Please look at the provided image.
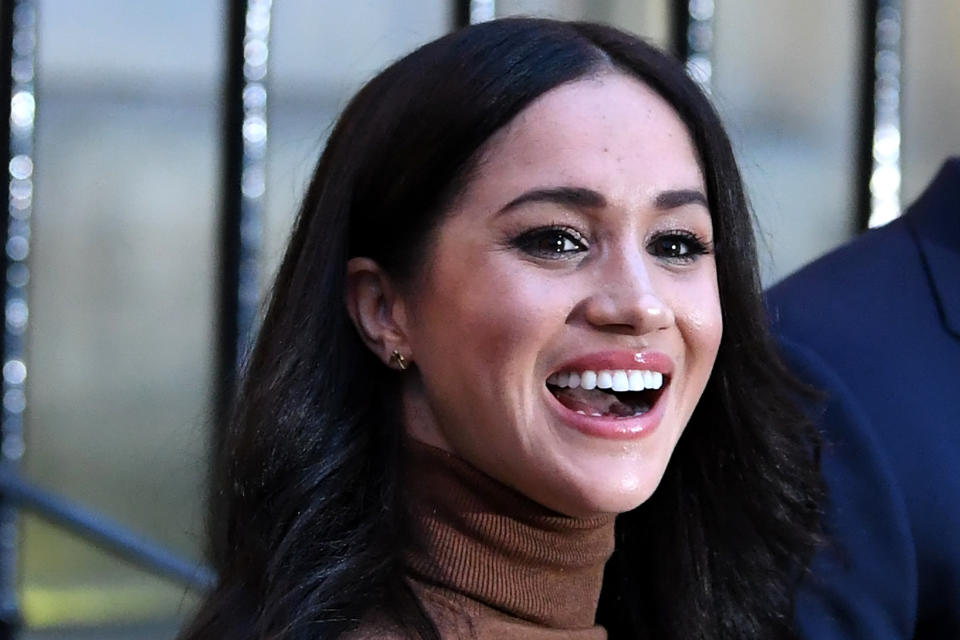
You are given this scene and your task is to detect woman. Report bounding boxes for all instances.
[180,18,821,640]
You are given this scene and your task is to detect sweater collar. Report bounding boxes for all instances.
[402,439,615,631]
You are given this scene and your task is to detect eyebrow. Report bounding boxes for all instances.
[498,187,607,215]
[653,189,709,210]
[497,186,709,215]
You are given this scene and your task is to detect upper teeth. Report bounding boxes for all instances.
[547,369,663,392]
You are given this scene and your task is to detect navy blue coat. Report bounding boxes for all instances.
[768,158,960,639]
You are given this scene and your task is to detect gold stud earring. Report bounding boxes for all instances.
[390,349,409,371]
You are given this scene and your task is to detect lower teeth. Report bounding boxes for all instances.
[575,409,648,418]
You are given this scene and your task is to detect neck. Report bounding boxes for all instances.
[403,438,616,630]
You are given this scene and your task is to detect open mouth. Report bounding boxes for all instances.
[546,369,667,419]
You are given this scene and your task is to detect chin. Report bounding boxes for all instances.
[548,464,669,518]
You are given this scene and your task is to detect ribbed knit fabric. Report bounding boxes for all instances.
[400,439,615,639]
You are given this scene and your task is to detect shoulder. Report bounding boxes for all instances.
[778,338,918,639]
[767,218,916,335]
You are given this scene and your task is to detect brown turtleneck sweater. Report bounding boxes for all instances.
[347,440,615,639]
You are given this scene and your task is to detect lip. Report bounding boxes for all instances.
[544,350,673,441]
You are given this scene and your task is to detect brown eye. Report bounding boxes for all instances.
[648,231,709,263]
[655,237,689,257]
[512,227,588,260]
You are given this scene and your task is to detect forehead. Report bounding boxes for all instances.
[463,72,705,209]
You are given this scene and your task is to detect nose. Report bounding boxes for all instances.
[577,253,675,336]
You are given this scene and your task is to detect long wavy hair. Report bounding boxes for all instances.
[179,18,822,640]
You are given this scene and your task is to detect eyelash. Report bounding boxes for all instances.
[509,225,712,264]
[509,225,588,260]
[648,229,712,263]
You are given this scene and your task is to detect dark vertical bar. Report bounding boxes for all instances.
[857,0,902,231]
[214,0,246,437]
[236,1,271,361]
[0,2,13,632]
[855,0,878,231]
[670,0,691,60]
[453,0,494,28]
[453,0,470,29]
[215,0,271,433]
[0,0,35,635]
[670,0,714,91]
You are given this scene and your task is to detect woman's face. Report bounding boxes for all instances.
[399,72,722,517]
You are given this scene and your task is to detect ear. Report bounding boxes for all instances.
[345,257,411,367]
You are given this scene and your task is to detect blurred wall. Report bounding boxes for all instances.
[901,1,960,204]
[24,0,221,633]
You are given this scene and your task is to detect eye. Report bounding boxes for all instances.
[511,226,588,260]
[648,230,710,263]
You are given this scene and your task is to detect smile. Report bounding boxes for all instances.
[546,368,667,419]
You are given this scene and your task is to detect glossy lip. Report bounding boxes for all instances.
[548,350,674,376]
[543,350,673,441]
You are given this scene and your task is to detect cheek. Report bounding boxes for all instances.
[405,253,568,458]
[411,254,562,377]
[674,275,723,368]
[684,300,723,352]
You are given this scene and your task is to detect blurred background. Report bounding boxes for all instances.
[0,0,956,638]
